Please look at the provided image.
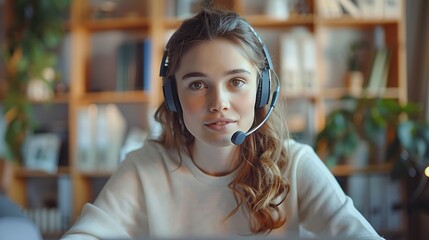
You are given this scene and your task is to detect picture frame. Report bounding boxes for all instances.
[24,133,61,173]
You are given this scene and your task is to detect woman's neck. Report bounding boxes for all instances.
[189,141,241,176]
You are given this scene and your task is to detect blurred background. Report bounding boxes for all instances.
[0,0,428,239]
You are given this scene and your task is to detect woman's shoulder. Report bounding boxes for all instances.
[126,139,165,159]
[122,139,180,169]
[282,138,326,174]
[283,139,317,158]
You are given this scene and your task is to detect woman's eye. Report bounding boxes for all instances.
[231,78,245,88]
[189,81,205,90]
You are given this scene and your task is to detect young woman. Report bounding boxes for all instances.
[62,8,384,240]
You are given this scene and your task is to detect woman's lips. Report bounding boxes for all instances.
[204,119,236,131]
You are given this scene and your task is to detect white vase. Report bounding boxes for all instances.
[265,0,290,19]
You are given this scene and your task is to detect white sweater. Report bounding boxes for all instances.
[62,140,384,239]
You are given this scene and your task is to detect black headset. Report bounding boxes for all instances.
[159,21,274,113]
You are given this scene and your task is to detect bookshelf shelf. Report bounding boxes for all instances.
[320,88,401,99]
[316,17,400,27]
[85,17,150,31]
[164,15,316,29]
[29,94,71,104]
[14,166,70,178]
[330,163,394,177]
[163,19,183,29]
[79,91,150,104]
[245,15,315,28]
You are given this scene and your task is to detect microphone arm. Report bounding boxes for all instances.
[247,90,278,136]
[231,71,280,145]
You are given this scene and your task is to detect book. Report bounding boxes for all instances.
[76,104,127,172]
[337,0,361,18]
[280,32,302,94]
[96,104,126,172]
[325,0,343,18]
[356,0,384,18]
[318,0,341,18]
[300,31,317,92]
[58,175,72,230]
[116,42,128,91]
[366,48,390,95]
[384,0,401,19]
[280,28,316,95]
[116,41,137,91]
[76,105,98,172]
[116,38,152,91]
[142,38,152,91]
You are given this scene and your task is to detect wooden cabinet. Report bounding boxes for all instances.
[3,0,407,237]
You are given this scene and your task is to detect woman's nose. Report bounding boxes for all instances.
[208,87,230,112]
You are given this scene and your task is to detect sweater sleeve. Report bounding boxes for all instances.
[294,144,385,239]
[61,154,149,240]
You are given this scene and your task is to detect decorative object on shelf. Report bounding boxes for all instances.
[90,0,118,19]
[315,96,420,168]
[290,0,311,15]
[23,133,61,174]
[279,27,316,95]
[26,67,56,101]
[345,41,367,96]
[265,0,290,19]
[1,0,69,164]
[176,0,203,19]
[76,104,126,173]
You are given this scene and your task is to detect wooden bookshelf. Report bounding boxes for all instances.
[2,0,408,237]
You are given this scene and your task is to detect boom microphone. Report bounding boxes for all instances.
[231,72,280,145]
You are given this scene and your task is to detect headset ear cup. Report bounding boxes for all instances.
[255,69,271,109]
[162,77,181,112]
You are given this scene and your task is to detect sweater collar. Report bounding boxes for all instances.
[181,150,241,186]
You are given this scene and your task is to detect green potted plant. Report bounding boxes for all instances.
[315,96,420,168]
[314,102,359,168]
[1,0,69,165]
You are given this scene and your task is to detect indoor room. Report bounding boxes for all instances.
[0,0,428,239]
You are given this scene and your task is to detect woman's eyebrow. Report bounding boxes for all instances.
[181,69,252,81]
[224,69,252,76]
[181,72,206,80]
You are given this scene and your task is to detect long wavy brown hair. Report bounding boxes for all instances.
[154,7,290,234]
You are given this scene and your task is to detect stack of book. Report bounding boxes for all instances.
[318,0,402,19]
[116,38,151,92]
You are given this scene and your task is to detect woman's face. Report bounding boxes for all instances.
[175,39,258,147]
